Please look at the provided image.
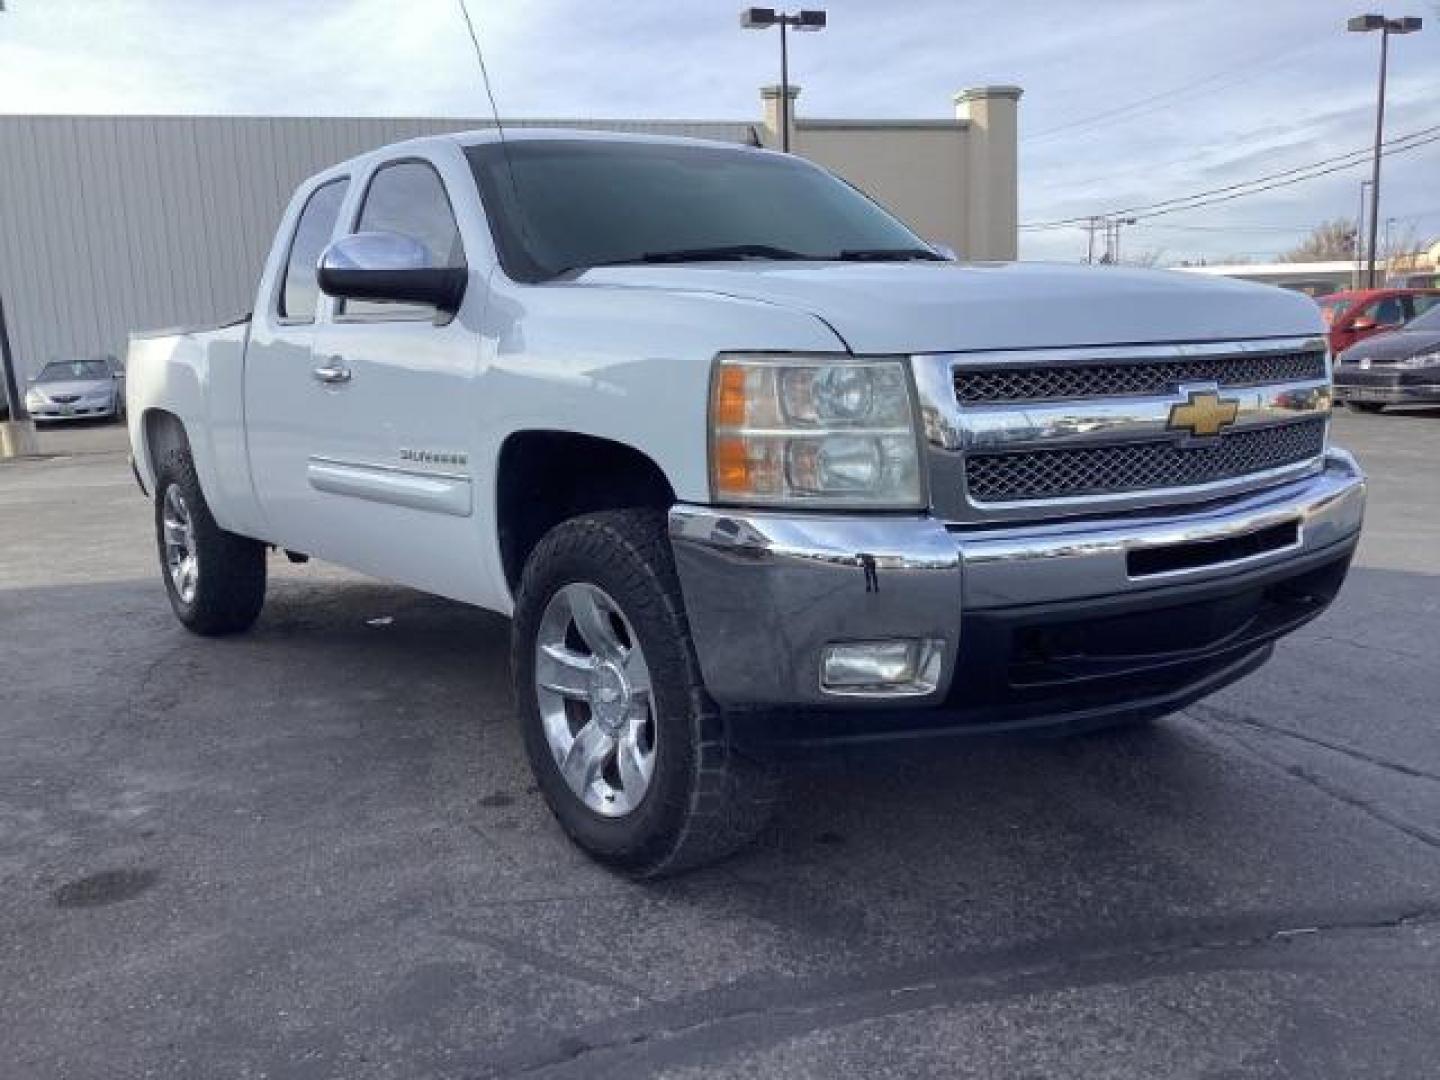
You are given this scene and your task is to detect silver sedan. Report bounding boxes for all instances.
[25,357,126,422]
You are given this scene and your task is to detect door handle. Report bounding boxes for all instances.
[312,361,352,385]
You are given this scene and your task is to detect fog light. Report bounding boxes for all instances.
[820,639,944,696]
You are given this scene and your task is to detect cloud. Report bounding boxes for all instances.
[1,0,1436,262]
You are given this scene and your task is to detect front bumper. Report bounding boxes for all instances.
[669,448,1365,733]
[1335,364,1440,404]
[29,401,121,421]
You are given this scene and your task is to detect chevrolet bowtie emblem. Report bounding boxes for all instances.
[1168,389,1240,440]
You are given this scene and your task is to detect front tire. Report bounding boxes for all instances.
[154,448,266,635]
[512,510,777,877]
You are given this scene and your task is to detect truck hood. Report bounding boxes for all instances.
[573,261,1324,354]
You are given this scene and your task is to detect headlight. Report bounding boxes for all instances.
[709,354,924,508]
[25,390,44,408]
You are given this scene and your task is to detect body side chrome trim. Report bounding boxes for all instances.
[307,456,473,516]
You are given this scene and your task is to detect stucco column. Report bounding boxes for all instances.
[954,85,1022,260]
[760,84,800,151]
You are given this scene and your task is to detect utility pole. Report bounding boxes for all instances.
[1349,13,1423,287]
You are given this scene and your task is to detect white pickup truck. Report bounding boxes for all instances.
[128,130,1365,875]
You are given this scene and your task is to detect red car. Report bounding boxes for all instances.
[1317,288,1440,355]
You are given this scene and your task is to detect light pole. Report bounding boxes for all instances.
[740,7,826,153]
[1349,13,1422,288]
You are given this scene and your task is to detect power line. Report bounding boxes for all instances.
[1023,40,1327,145]
[1021,124,1440,229]
[1132,133,1440,222]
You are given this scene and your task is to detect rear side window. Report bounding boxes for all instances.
[345,161,465,318]
[279,178,348,322]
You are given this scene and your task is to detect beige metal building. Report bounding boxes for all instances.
[0,84,1020,380]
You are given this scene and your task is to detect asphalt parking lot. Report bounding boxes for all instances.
[3,410,1439,1079]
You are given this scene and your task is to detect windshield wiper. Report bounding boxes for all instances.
[836,247,947,262]
[633,244,812,264]
[550,245,812,277]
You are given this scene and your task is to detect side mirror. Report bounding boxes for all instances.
[317,232,467,315]
[1349,316,1377,332]
[930,242,959,261]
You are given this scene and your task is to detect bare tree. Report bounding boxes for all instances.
[1123,248,1167,268]
[1380,221,1435,269]
[1282,219,1358,263]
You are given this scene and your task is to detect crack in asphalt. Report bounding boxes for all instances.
[438,923,646,998]
[1191,707,1440,853]
[473,905,1440,1078]
[1190,702,1440,786]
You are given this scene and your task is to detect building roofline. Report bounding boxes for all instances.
[798,118,967,131]
[0,112,758,126]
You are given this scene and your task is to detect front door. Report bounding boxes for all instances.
[303,158,486,601]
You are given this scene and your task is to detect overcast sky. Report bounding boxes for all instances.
[2,0,1438,264]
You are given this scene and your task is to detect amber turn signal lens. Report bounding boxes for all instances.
[714,365,749,428]
[712,436,751,495]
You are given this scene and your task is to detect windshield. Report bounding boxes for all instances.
[466,139,932,282]
[36,359,110,382]
[1408,301,1440,332]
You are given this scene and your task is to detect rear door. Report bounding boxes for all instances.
[303,155,486,600]
[243,173,352,553]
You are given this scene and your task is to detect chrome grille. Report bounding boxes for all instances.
[953,349,1326,404]
[966,418,1327,503]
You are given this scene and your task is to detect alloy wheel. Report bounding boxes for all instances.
[534,582,657,817]
[162,485,199,604]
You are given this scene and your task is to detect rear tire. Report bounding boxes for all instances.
[1346,401,1385,414]
[511,509,777,877]
[154,448,266,636]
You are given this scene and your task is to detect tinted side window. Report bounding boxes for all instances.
[347,161,464,317]
[279,179,348,322]
[1371,297,1405,326]
[1411,295,1440,319]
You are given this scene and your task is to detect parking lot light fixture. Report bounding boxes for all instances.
[1349,12,1424,287]
[740,8,827,152]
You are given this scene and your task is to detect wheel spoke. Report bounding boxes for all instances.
[560,721,612,794]
[616,731,651,794]
[535,643,594,698]
[569,587,621,661]
[623,645,652,698]
[162,518,188,547]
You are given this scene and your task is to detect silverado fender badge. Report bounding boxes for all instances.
[399,448,469,468]
[1167,388,1240,441]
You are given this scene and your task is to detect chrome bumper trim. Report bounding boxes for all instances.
[1335,382,1440,402]
[668,447,1364,708]
[958,447,1364,608]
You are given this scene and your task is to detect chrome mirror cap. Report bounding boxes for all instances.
[316,231,466,313]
